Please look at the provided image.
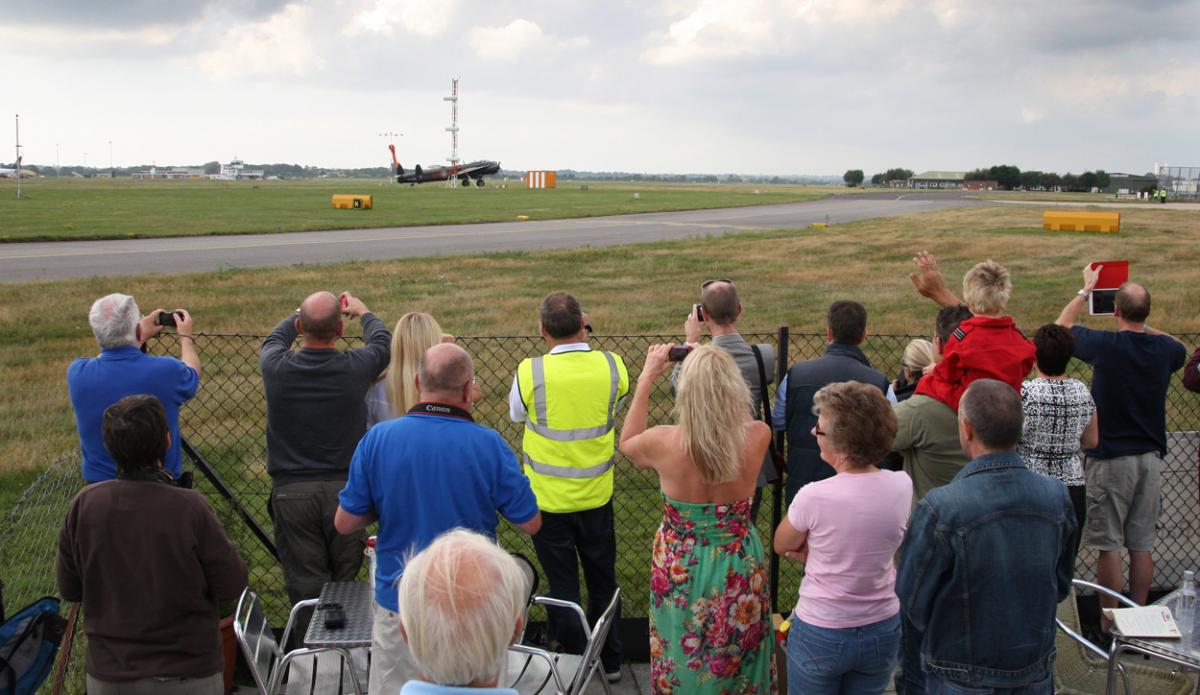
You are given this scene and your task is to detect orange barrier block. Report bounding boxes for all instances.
[332,194,373,210]
[1043,210,1119,233]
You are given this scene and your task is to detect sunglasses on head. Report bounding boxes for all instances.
[701,278,734,289]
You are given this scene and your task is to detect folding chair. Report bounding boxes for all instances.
[1054,579,1192,695]
[233,588,364,695]
[506,588,620,695]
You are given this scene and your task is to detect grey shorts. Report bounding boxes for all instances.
[1083,453,1163,552]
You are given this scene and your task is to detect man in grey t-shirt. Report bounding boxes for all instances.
[260,290,391,610]
[670,279,776,515]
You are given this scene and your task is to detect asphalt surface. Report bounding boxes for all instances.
[0,191,982,284]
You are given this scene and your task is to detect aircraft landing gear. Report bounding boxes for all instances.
[475,178,485,188]
[459,176,471,188]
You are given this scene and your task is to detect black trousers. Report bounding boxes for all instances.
[531,501,622,672]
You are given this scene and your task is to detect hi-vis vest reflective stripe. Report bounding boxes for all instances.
[518,350,627,513]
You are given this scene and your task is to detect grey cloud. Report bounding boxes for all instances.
[0,0,292,28]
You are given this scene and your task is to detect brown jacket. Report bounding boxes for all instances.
[56,479,248,682]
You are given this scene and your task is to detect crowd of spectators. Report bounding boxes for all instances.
[55,252,1197,694]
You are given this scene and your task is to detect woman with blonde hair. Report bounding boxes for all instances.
[365,312,456,426]
[620,344,773,694]
[889,338,936,403]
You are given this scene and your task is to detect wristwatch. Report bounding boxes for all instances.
[1076,289,1091,299]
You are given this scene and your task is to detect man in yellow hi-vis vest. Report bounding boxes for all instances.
[508,291,629,682]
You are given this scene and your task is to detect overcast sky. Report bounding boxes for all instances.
[2,0,1197,175]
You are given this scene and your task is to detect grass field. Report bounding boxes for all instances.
[0,177,828,241]
[2,199,1198,651]
[2,202,1198,482]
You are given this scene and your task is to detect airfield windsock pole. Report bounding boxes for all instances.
[444,78,460,188]
[15,114,21,200]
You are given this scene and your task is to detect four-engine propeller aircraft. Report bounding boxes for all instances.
[389,144,500,187]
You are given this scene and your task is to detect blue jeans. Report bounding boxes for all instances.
[924,671,1053,694]
[786,613,901,695]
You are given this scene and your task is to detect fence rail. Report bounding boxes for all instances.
[2,330,1198,685]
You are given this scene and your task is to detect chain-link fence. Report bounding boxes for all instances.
[3,330,1198,682]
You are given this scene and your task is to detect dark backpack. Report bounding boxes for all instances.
[0,591,66,695]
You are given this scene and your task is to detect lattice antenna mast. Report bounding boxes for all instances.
[444,78,460,188]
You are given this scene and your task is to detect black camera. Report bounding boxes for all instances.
[156,311,178,328]
[668,345,693,362]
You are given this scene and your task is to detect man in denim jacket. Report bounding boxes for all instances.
[896,379,1077,694]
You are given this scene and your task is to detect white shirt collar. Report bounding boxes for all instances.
[549,342,591,354]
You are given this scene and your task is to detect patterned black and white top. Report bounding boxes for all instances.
[1018,378,1095,486]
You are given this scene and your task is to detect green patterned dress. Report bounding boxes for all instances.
[648,494,774,694]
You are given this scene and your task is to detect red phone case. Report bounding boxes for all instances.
[1090,260,1129,289]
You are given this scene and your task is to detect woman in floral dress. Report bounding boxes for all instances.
[619,344,774,694]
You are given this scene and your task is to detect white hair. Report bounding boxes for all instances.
[398,529,527,687]
[88,293,139,349]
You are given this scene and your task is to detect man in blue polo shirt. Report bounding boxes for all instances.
[1056,265,1187,629]
[335,343,541,695]
[68,293,200,483]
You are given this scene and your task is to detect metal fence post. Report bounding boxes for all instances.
[770,325,789,613]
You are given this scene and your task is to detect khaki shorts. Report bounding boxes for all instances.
[1083,453,1163,552]
[369,601,419,695]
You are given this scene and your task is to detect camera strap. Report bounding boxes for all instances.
[751,345,784,484]
[408,402,474,422]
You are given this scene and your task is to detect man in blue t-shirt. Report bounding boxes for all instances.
[335,343,541,695]
[68,293,200,483]
[1056,265,1186,626]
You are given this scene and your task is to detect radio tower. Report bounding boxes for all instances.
[443,78,460,188]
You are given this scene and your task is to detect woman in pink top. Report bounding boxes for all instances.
[774,382,913,695]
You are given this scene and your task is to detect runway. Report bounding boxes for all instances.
[0,191,982,284]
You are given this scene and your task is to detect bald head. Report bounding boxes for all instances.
[418,343,474,397]
[1115,282,1151,324]
[700,281,740,326]
[398,529,527,686]
[298,292,341,342]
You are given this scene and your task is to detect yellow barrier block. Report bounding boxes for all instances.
[332,194,373,210]
[810,222,828,229]
[515,215,529,221]
[1043,210,1119,233]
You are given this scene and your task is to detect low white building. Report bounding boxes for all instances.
[213,159,265,181]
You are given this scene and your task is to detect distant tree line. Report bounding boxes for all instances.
[843,164,1150,192]
[869,168,914,185]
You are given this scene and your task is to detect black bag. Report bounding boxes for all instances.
[0,594,67,695]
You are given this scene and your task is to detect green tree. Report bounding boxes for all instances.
[883,168,913,182]
[987,165,1022,190]
[843,169,864,187]
[1079,171,1099,190]
[1039,172,1062,190]
[1095,170,1111,189]
[1020,170,1043,190]
[870,173,885,185]
[203,161,220,175]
